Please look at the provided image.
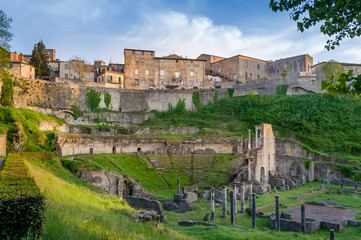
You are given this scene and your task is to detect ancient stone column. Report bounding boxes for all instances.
[327,168,331,189]
[248,129,251,150]
[320,182,324,190]
[330,229,335,240]
[248,160,252,181]
[248,184,253,210]
[177,178,181,194]
[252,193,256,229]
[233,184,237,216]
[275,195,280,232]
[230,190,235,225]
[240,183,245,213]
[222,187,227,218]
[341,183,344,190]
[355,184,358,193]
[211,188,215,220]
[301,204,306,234]
[310,186,313,193]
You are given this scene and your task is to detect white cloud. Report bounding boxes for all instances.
[113,11,330,61]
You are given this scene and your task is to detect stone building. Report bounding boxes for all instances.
[59,60,94,82]
[267,54,313,81]
[124,49,207,89]
[9,52,35,79]
[96,70,124,88]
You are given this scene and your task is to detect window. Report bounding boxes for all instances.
[65,73,69,79]
[181,80,185,85]
[190,70,194,77]
[161,80,164,85]
[244,61,248,67]
[245,72,248,80]
[150,81,155,86]
[132,50,135,54]
[146,69,149,75]
[311,80,315,85]
[136,58,139,61]
[65,64,68,69]
[142,51,144,55]
[135,79,139,85]
[258,75,260,79]
[257,64,260,69]
[218,67,220,73]
[141,58,144,62]
[102,76,103,82]
[357,68,360,74]
[135,69,138,75]
[160,69,165,76]
[108,76,112,82]
[119,77,121,84]
[150,52,153,56]
[234,74,237,80]
[175,72,180,78]
[190,81,194,86]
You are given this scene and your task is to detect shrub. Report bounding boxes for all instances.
[104,92,112,109]
[192,92,201,109]
[71,103,83,120]
[61,159,84,174]
[174,99,186,116]
[304,160,311,170]
[227,88,234,98]
[276,85,288,95]
[85,88,101,111]
[213,91,218,103]
[0,154,45,239]
[0,70,14,107]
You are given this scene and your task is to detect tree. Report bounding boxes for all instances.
[104,92,111,109]
[321,61,344,80]
[70,56,92,81]
[269,0,361,50]
[85,88,101,111]
[0,10,13,51]
[30,40,51,77]
[321,70,361,96]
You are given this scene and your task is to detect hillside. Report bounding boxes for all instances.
[143,94,361,160]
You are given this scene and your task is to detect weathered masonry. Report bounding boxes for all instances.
[124,49,207,90]
[55,133,244,157]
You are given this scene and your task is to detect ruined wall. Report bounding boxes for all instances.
[254,124,275,184]
[55,133,243,157]
[0,134,6,157]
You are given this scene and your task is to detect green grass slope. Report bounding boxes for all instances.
[0,107,65,152]
[143,94,361,159]
[24,157,186,240]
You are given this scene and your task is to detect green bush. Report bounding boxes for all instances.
[104,92,112,109]
[192,92,201,109]
[71,103,83,120]
[85,88,101,111]
[213,91,218,103]
[0,154,45,239]
[61,159,84,174]
[0,70,14,107]
[227,88,234,98]
[276,85,288,95]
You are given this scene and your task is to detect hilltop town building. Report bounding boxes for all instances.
[9,52,35,79]
[96,70,124,88]
[59,60,94,81]
[312,61,361,81]
[124,49,207,89]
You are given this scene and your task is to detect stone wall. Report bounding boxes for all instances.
[0,134,6,157]
[55,133,243,157]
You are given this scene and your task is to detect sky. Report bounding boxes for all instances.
[2,0,361,64]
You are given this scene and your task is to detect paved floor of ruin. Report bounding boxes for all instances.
[286,204,359,222]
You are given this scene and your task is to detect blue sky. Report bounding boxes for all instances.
[2,0,361,64]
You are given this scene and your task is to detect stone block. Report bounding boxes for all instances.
[214,190,224,203]
[182,185,198,193]
[201,190,211,199]
[178,220,217,227]
[183,192,197,203]
[321,221,343,232]
[174,194,183,204]
[125,196,164,215]
[347,220,361,227]
[162,199,179,211]
[178,200,192,213]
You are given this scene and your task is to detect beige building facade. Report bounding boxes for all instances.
[96,70,124,88]
[59,60,94,82]
[124,49,207,89]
